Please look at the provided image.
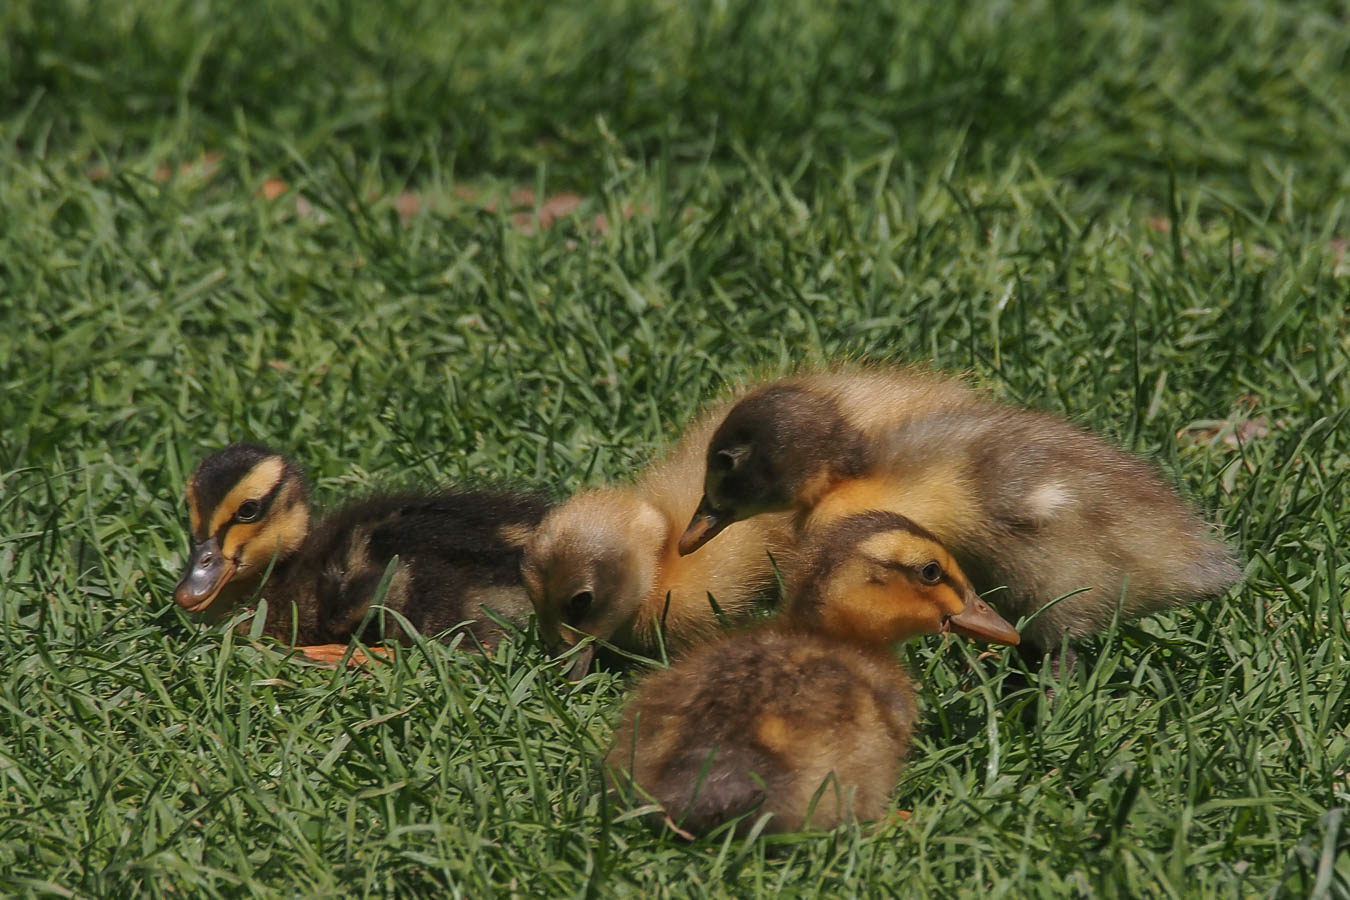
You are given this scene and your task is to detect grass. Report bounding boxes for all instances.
[2,0,1349,895]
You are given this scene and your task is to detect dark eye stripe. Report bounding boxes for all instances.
[868,555,917,575]
[866,554,960,589]
[215,479,286,540]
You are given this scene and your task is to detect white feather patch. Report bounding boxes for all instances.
[1026,482,1073,520]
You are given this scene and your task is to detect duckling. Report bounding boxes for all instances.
[607,510,1019,836]
[521,403,797,677]
[677,369,1241,651]
[173,443,548,658]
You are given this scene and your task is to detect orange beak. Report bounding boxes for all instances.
[677,496,732,556]
[563,642,597,680]
[548,623,599,680]
[946,596,1020,645]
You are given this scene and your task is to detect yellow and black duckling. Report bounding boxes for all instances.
[607,510,1019,836]
[521,403,797,678]
[677,369,1242,651]
[173,443,548,661]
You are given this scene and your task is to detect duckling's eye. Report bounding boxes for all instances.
[919,561,943,584]
[564,590,593,625]
[236,499,263,523]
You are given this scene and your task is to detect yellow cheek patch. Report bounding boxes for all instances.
[208,456,285,535]
[221,520,265,562]
[825,580,944,644]
[223,499,309,570]
[931,581,968,618]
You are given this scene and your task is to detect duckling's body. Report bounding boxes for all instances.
[174,444,547,652]
[608,511,1019,835]
[608,629,918,833]
[680,369,1241,650]
[522,404,796,674]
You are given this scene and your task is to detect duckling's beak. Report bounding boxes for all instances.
[677,497,731,556]
[548,624,598,680]
[946,596,1020,646]
[563,642,597,680]
[173,537,236,613]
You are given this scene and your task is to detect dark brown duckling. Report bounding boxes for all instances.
[607,510,1019,836]
[677,369,1241,651]
[173,443,548,659]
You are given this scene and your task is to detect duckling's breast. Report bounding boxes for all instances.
[639,511,797,653]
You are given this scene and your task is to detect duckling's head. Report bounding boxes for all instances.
[521,489,668,676]
[678,385,863,555]
[789,510,1019,647]
[173,444,311,614]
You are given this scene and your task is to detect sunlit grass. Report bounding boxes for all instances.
[2,0,1349,895]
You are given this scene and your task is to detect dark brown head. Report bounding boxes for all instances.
[789,510,1019,646]
[678,385,864,556]
[174,444,311,613]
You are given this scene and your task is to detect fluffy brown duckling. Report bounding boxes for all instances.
[607,510,1019,836]
[678,369,1241,651]
[522,403,796,677]
[173,443,548,660]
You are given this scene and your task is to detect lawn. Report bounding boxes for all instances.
[2,0,1349,895]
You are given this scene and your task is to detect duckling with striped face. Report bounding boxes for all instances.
[177,445,310,615]
[175,443,548,657]
[608,511,1018,837]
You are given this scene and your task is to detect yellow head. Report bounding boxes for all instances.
[788,510,1019,647]
[173,444,311,613]
[520,489,667,675]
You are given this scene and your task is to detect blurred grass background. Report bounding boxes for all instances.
[1,0,1348,895]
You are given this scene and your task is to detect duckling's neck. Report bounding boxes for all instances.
[782,603,901,651]
[792,436,870,509]
[800,462,983,551]
[795,468,841,511]
[198,552,304,629]
[245,550,304,589]
[637,509,775,653]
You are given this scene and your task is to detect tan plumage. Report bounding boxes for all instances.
[521,402,796,676]
[173,444,548,660]
[607,511,1019,836]
[678,367,1241,650]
